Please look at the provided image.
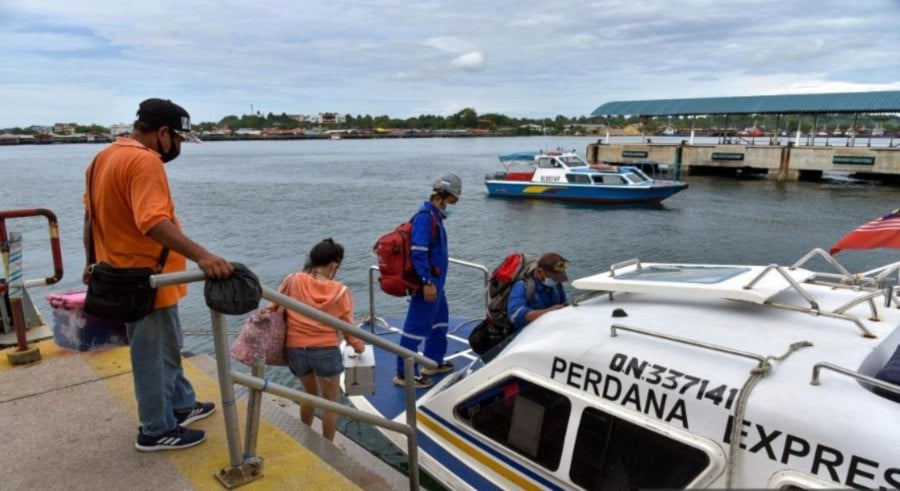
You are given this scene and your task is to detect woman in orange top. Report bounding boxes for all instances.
[283,238,364,442]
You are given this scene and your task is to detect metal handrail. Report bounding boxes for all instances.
[609,258,641,278]
[151,269,434,490]
[810,362,900,397]
[610,323,767,366]
[1,208,64,351]
[740,264,877,338]
[789,248,852,277]
[363,256,489,333]
[0,208,64,289]
[792,248,900,290]
[449,257,490,310]
[743,264,819,309]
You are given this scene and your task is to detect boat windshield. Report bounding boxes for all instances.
[631,168,653,181]
[559,155,588,167]
[622,169,652,183]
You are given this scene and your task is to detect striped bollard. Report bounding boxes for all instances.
[8,231,23,300]
[6,231,41,363]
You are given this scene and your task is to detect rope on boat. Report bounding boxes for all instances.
[725,341,813,488]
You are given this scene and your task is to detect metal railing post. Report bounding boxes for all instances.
[403,356,420,491]
[245,355,266,457]
[210,309,244,468]
[368,267,377,333]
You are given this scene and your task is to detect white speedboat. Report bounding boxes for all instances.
[484,150,687,204]
[351,250,900,489]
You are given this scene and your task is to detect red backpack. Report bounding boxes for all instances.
[373,211,436,297]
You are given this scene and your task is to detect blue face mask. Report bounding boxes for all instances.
[543,277,557,288]
[444,204,455,216]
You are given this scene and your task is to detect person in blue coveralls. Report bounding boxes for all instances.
[507,252,569,330]
[394,173,462,389]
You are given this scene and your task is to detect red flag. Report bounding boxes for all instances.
[830,209,900,255]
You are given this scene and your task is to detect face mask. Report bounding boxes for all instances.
[443,204,455,216]
[543,277,557,288]
[157,131,181,163]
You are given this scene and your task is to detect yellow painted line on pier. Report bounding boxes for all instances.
[0,339,73,371]
[32,341,360,490]
[83,346,359,490]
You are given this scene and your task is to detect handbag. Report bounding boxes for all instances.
[229,274,293,366]
[85,263,162,323]
[83,158,169,323]
[230,308,288,366]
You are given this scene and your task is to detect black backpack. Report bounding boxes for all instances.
[469,253,537,354]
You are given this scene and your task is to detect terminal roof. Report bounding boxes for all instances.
[591,90,900,117]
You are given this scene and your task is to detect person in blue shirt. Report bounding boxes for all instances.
[507,252,569,330]
[394,173,462,388]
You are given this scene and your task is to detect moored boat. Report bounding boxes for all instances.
[350,249,900,489]
[484,150,687,204]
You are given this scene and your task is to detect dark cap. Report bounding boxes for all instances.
[538,252,569,283]
[136,98,201,142]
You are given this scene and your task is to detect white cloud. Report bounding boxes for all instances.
[423,37,471,53]
[0,0,898,125]
[450,51,486,72]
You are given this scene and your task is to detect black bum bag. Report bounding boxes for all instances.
[84,262,159,323]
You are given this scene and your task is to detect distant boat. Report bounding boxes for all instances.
[484,150,687,204]
[330,134,341,140]
[740,127,765,137]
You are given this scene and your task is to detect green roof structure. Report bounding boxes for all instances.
[591,90,900,117]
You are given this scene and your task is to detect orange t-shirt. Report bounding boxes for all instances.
[283,272,363,350]
[84,138,187,308]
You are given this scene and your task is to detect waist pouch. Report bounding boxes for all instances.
[84,262,158,323]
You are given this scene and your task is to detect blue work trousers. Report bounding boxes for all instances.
[127,305,197,436]
[396,290,449,377]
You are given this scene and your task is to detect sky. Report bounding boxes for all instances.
[2,0,899,128]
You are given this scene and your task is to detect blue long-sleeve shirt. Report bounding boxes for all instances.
[409,201,448,289]
[507,276,566,330]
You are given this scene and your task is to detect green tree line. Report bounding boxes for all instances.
[5,109,898,135]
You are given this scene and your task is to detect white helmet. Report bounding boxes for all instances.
[432,173,462,198]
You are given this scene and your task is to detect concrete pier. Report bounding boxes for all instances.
[0,340,408,490]
[587,142,900,182]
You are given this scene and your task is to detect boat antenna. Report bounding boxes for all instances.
[542,118,550,151]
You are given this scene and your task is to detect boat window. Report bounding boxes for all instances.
[569,407,710,490]
[560,155,588,167]
[538,157,556,169]
[593,175,626,185]
[566,174,591,184]
[616,265,751,284]
[455,377,571,470]
[623,173,645,184]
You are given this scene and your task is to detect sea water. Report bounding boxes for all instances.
[2,136,897,483]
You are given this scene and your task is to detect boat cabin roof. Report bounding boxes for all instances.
[497,151,656,181]
[572,262,816,304]
[498,151,589,169]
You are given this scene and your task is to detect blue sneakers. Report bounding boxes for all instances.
[175,401,217,427]
[135,425,205,452]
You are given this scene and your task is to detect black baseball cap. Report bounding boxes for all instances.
[136,98,201,142]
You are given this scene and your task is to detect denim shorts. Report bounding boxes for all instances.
[285,346,343,378]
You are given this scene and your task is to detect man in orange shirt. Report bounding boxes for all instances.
[83,98,234,451]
